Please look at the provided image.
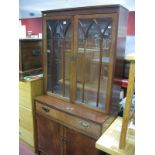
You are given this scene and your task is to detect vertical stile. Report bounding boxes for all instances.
[104,16,117,113]
[61,38,65,96]
[81,39,87,103]
[70,16,77,102]
[51,27,55,93]
[96,38,103,107]
[43,17,47,93]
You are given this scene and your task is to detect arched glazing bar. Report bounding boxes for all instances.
[78,18,112,108]
[47,20,71,96]
[61,21,71,96]
[96,22,112,107]
[47,21,63,93]
[47,22,55,92]
[78,20,101,103]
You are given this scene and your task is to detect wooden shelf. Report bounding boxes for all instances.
[59,79,107,93]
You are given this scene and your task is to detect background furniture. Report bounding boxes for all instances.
[19,78,43,151]
[19,39,42,79]
[35,5,129,155]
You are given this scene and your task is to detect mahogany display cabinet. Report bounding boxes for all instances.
[34,5,128,155]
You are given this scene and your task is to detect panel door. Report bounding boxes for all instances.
[44,16,73,100]
[74,14,117,112]
[36,114,63,155]
[64,127,106,155]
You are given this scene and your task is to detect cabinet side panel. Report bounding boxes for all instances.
[31,79,43,98]
[111,7,128,115]
[115,7,128,78]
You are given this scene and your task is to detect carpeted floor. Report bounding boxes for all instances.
[19,142,36,155]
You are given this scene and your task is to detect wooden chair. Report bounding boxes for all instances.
[96,55,135,155]
[119,55,135,149]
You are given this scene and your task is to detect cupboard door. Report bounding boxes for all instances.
[74,14,117,112]
[45,17,73,99]
[64,127,105,155]
[36,114,63,155]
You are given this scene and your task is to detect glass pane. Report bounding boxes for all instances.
[46,19,71,98]
[76,18,112,110]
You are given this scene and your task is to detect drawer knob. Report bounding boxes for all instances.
[42,106,50,112]
[79,121,90,128]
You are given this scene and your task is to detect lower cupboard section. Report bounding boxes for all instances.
[36,114,106,155]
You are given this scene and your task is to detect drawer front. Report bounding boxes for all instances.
[36,102,101,139]
[19,81,31,91]
[19,89,32,109]
[19,126,34,147]
[19,105,34,133]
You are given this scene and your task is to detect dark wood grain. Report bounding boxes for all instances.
[64,126,106,155]
[37,114,63,155]
[36,101,102,139]
[19,39,42,71]
[42,4,128,16]
[42,5,128,115]
[35,95,109,124]
[114,6,129,79]
[37,5,129,155]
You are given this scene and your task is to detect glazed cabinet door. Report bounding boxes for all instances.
[43,16,73,99]
[64,127,105,155]
[74,14,117,112]
[36,114,63,155]
[43,14,118,113]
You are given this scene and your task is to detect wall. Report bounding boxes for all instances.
[20,11,135,37]
[21,17,42,36]
[127,11,135,35]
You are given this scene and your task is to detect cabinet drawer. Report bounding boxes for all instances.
[19,97,32,109]
[19,81,31,91]
[19,105,34,133]
[36,102,102,139]
[19,90,32,109]
[19,88,31,97]
[19,126,34,147]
